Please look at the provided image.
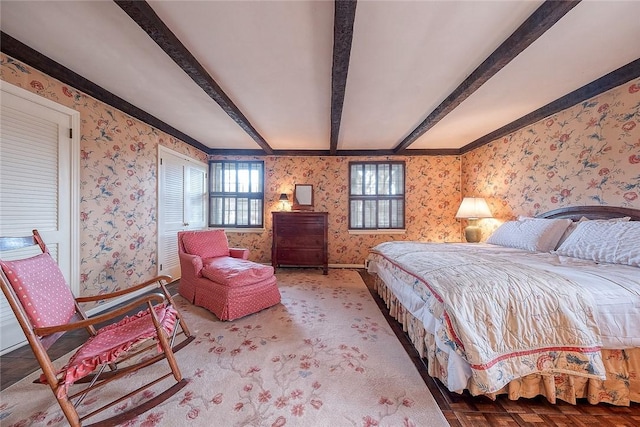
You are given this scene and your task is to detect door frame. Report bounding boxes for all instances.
[0,81,80,354]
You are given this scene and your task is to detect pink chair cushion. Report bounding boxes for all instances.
[201,257,274,287]
[0,253,76,329]
[181,230,229,259]
[55,304,178,398]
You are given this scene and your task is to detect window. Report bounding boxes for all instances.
[349,161,405,229]
[209,161,264,228]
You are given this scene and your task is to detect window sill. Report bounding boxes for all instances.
[212,227,265,234]
[348,229,406,235]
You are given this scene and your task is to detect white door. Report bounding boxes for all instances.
[0,82,79,354]
[158,146,207,279]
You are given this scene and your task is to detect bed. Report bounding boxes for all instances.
[366,206,640,406]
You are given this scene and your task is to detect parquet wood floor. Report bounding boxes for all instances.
[2,272,639,426]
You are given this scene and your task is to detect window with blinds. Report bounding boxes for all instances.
[209,161,264,228]
[349,161,405,230]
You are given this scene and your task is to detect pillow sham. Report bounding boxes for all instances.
[555,221,640,267]
[555,216,632,248]
[486,218,572,252]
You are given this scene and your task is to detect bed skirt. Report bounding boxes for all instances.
[374,275,640,406]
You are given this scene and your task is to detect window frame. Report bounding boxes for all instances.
[208,160,265,228]
[348,161,406,230]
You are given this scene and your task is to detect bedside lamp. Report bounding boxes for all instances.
[279,193,289,211]
[455,197,492,243]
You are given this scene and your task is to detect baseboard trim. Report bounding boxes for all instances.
[329,263,365,269]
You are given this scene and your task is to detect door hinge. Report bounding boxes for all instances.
[69,128,73,138]
[160,158,163,165]
[159,263,163,270]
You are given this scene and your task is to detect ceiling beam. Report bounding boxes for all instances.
[0,31,211,154]
[393,0,580,153]
[461,58,640,154]
[330,0,358,155]
[114,0,274,155]
[209,148,459,157]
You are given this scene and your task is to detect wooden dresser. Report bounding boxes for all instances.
[272,211,328,275]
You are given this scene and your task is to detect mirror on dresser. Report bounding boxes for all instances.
[293,184,314,211]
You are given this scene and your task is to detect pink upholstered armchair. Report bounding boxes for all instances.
[177,229,280,320]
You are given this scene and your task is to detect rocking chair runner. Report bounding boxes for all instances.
[0,230,194,426]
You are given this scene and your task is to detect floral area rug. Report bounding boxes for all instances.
[0,269,448,426]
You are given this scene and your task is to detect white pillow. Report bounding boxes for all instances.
[555,221,640,266]
[486,218,572,252]
[555,216,632,249]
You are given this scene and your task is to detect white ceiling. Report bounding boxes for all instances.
[1,0,639,154]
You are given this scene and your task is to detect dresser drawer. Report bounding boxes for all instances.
[274,219,324,234]
[275,225,324,237]
[276,249,324,265]
[275,235,324,248]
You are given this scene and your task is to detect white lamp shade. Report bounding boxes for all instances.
[455,197,492,219]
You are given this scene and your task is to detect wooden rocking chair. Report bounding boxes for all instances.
[0,230,194,426]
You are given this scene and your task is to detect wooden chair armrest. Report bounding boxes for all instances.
[35,293,166,336]
[75,275,173,303]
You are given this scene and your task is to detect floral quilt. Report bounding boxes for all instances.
[369,242,606,393]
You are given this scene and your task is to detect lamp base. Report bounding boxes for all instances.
[464,225,482,243]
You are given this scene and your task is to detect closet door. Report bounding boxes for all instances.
[157,146,207,278]
[0,82,79,354]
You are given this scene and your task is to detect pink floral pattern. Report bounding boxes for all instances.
[1,54,207,307]
[462,79,640,237]
[0,270,448,426]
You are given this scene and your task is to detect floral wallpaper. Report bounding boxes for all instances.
[1,54,208,304]
[462,78,640,237]
[3,50,638,296]
[213,155,462,265]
